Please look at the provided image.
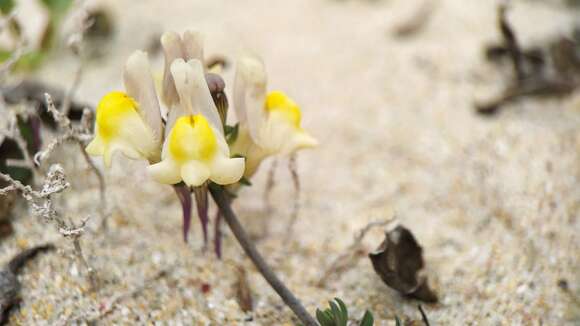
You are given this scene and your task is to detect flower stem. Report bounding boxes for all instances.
[208,184,317,326]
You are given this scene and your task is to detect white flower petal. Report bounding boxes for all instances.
[169,59,224,135]
[281,131,318,155]
[181,160,211,187]
[187,60,223,135]
[147,158,182,184]
[115,109,160,162]
[169,58,195,121]
[113,141,142,160]
[234,55,268,144]
[85,136,105,157]
[182,30,204,63]
[123,50,163,142]
[209,156,245,185]
[161,31,185,108]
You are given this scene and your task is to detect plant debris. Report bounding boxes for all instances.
[234,265,253,313]
[317,218,394,287]
[475,5,580,115]
[418,304,430,326]
[1,80,93,129]
[392,0,436,39]
[0,244,55,324]
[368,225,438,303]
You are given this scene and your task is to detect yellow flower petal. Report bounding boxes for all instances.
[232,56,317,171]
[262,91,317,155]
[151,114,244,187]
[86,91,161,167]
[265,91,302,128]
[169,115,217,162]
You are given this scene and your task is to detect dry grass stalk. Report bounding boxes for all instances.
[316,217,396,287]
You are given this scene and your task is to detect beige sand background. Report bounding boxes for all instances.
[2,0,579,324]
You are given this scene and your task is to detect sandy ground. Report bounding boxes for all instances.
[1,0,579,324]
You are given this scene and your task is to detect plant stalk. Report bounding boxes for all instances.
[209,184,317,326]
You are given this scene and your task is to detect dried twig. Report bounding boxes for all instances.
[0,165,98,289]
[498,4,525,82]
[418,305,431,326]
[475,4,580,115]
[263,158,278,216]
[62,12,91,118]
[317,218,395,287]
[72,237,97,289]
[36,94,107,226]
[284,154,301,241]
[259,159,278,238]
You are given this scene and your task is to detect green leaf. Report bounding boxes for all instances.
[238,176,252,187]
[359,310,374,326]
[316,308,335,326]
[39,0,73,16]
[225,123,239,145]
[329,300,346,326]
[0,0,15,14]
[335,298,349,324]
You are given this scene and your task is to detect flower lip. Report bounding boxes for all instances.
[148,114,245,187]
[95,91,138,138]
[87,91,160,167]
[168,115,217,163]
[265,90,302,129]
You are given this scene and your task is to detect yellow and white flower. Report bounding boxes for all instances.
[86,30,245,188]
[230,56,317,177]
[86,50,163,167]
[147,59,245,187]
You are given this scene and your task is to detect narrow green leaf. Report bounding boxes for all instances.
[335,298,349,323]
[360,310,374,326]
[316,308,334,326]
[329,300,345,326]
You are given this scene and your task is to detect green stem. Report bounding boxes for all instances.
[209,184,317,326]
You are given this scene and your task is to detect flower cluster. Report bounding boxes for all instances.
[85,30,317,244]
